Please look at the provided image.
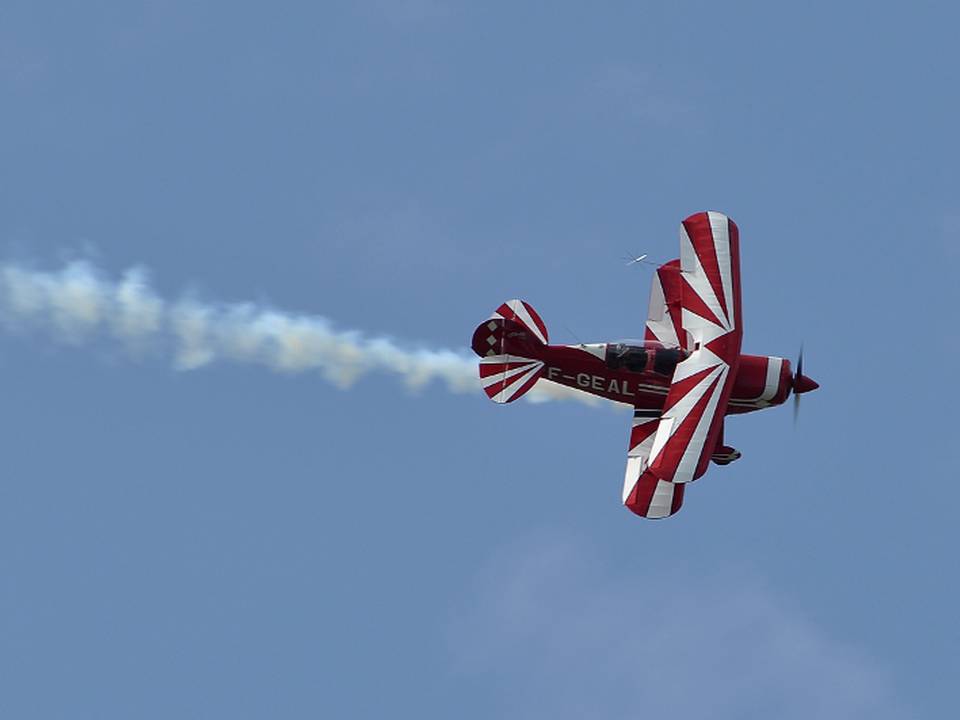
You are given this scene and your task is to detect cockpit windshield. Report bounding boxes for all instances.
[604,342,689,376]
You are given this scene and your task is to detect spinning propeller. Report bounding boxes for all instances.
[792,345,820,424]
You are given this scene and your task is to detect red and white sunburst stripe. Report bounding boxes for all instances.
[492,300,548,344]
[644,259,688,350]
[623,413,684,518]
[479,355,544,403]
[624,212,743,517]
[649,212,742,484]
[476,299,548,404]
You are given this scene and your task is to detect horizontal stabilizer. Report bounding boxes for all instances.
[479,355,544,403]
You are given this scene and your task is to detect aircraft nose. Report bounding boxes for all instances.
[794,374,819,394]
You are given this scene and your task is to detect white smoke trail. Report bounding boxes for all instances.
[0,260,602,406]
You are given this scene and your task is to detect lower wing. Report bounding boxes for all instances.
[622,408,685,519]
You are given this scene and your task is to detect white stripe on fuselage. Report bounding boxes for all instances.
[729,357,783,408]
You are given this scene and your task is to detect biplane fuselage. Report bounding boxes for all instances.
[471,211,819,519]
[526,343,793,415]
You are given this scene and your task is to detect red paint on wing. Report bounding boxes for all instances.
[645,259,687,349]
[629,421,659,448]
[624,476,685,518]
[682,213,729,323]
[651,372,723,482]
[661,366,716,413]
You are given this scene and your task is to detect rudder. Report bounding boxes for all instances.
[471,299,548,403]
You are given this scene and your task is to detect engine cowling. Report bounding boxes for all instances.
[727,354,794,413]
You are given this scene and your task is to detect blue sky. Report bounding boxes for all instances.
[1,2,957,717]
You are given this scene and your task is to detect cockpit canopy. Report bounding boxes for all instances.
[604,342,689,376]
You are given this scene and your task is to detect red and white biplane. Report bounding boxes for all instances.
[470,211,818,519]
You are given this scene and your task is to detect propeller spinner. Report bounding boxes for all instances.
[792,346,820,423]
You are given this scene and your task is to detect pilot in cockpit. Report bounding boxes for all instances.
[604,343,689,376]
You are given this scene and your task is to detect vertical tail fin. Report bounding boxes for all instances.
[471,300,548,403]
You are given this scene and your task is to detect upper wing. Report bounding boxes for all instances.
[644,259,690,350]
[650,211,743,484]
[624,212,743,515]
